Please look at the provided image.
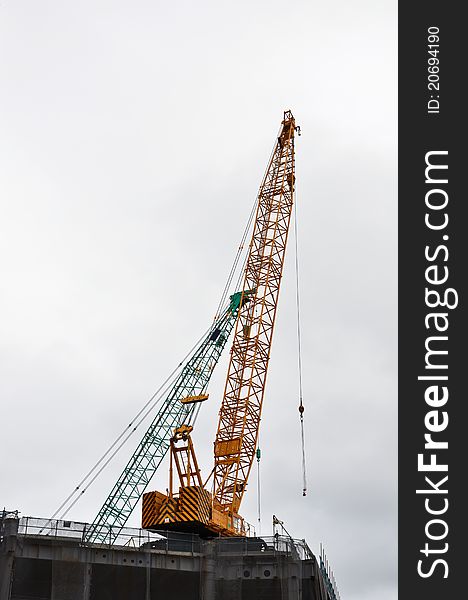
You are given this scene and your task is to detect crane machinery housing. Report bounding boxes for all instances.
[142,110,299,538]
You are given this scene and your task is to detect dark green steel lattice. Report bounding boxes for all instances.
[84,292,245,544]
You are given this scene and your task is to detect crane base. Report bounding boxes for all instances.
[142,487,247,538]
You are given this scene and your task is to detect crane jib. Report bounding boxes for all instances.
[213,111,297,517]
[142,111,298,538]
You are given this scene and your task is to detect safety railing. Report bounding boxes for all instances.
[319,544,341,600]
[214,534,314,560]
[13,516,315,565]
[16,516,202,553]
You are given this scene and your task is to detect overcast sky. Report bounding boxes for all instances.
[0,2,396,598]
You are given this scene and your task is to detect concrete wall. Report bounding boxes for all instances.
[1,518,330,600]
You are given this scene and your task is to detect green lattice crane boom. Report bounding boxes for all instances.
[84,292,244,544]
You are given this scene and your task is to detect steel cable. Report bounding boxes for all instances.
[294,183,307,497]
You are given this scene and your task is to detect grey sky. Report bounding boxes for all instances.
[0,1,397,598]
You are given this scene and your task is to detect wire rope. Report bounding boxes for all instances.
[294,185,307,497]
[45,323,217,526]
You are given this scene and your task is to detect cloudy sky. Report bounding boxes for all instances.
[0,1,396,598]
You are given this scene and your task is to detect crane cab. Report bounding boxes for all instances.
[141,426,247,537]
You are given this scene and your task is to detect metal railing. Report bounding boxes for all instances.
[1,509,19,520]
[13,516,316,565]
[16,516,202,553]
[214,534,314,561]
[319,544,341,600]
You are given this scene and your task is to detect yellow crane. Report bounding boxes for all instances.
[142,110,299,537]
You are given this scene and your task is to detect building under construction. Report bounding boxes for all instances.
[0,512,340,600]
[0,112,341,599]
